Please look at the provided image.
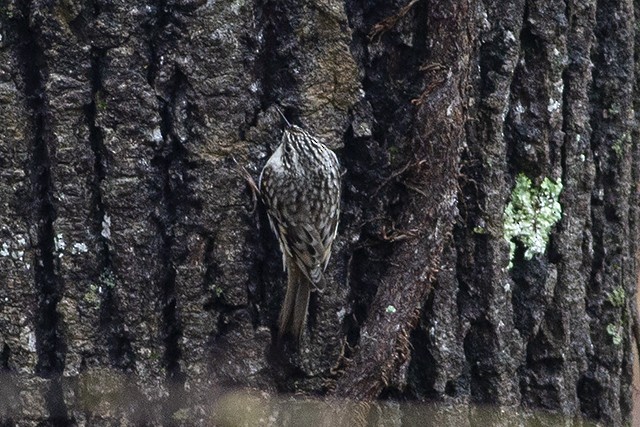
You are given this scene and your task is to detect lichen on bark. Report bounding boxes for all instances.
[503,173,563,267]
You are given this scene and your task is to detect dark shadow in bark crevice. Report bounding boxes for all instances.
[14,1,70,424]
[152,68,188,420]
[255,0,297,112]
[16,0,65,380]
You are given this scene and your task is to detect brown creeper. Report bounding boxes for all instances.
[259,118,341,344]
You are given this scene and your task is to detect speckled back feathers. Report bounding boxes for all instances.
[259,124,341,284]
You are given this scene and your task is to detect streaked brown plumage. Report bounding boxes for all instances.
[259,122,341,344]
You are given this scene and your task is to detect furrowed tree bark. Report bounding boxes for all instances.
[0,0,638,426]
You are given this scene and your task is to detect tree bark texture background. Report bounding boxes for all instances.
[0,0,638,425]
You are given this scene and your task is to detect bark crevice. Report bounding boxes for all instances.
[152,37,188,416]
[17,0,64,378]
[86,7,109,270]
[16,0,70,423]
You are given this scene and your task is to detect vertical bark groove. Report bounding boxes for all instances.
[157,72,187,417]
[15,1,70,423]
[148,1,186,415]
[17,0,64,379]
[87,44,109,273]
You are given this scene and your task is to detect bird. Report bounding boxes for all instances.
[259,111,341,345]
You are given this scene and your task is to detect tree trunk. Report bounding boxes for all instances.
[0,0,637,425]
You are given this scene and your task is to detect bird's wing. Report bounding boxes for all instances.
[275,220,323,284]
[320,209,339,271]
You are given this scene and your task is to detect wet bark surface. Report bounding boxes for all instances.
[0,0,637,425]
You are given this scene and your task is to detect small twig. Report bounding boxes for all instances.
[374,161,414,195]
[374,158,428,195]
[419,62,446,73]
[274,106,291,127]
[369,0,421,41]
[402,181,429,198]
[411,63,448,106]
[329,336,351,377]
[232,156,260,213]
[380,223,418,242]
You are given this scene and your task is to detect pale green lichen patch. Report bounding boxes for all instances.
[612,131,630,158]
[84,269,117,307]
[607,286,626,308]
[504,173,563,268]
[605,286,626,346]
[606,323,623,346]
[99,269,117,289]
[84,284,101,307]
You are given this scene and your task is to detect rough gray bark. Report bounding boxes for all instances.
[0,0,637,425]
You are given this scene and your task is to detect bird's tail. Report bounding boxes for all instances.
[278,260,311,345]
